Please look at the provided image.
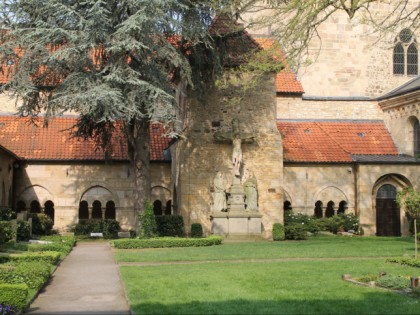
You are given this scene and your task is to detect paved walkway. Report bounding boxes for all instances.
[25,242,130,315]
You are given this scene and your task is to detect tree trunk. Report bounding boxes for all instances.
[415,218,418,258]
[126,118,151,233]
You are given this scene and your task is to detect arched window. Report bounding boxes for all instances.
[414,118,420,156]
[92,200,102,219]
[314,201,323,218]
[283,201,292,212]
[407,43,418,75]
[325,201,335,218]
[338,201,347,214]
[79,201,89,219]
[165,200,172,215]
[393,44,405,75]
[393,29,418,76]
[153,200,162,216]
[30,200,41,214]
[16,200,26,213]
[44,200,55,223]
[105,201,116,220]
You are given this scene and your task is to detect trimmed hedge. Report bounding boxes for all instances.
[0,262,52,290]
[112,236,223,249]
[39,235,77,247]
[284,223,307,240]
[0,251,61,265]
[0,283,28,311]
[156,215,184,237]
[272,223,285,241]
[386,257,420,268]
[72,219,120,239]
[191,223,203,238]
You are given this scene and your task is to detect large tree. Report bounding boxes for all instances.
[0,0,234,221]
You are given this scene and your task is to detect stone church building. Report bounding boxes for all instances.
[0,6,419,238]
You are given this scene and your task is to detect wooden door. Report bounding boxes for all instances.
[376,184,401,236]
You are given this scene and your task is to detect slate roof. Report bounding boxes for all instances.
[376,76,420,100]
[351,154,419,163]
[277,120,399,162]
[0,115,170,162]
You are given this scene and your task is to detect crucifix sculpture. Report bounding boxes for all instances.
[214,118,256,177]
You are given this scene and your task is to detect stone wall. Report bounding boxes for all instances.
[172,74,284,238]
[14,161,171,231]
[277,96,384,120]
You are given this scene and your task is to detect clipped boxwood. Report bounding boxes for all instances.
[0,251,61,265]
[27,243,72,255]
[0,262,51,290]
[112,236,223,249]
[191,223,203,238]
[285,223,307,240]
[39,235,77,247]
[386,257,420,268]
[272,223,285,241]
[0,283,28,311]
[156,215,184,237]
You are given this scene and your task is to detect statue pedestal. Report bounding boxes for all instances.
[211,211,262,238]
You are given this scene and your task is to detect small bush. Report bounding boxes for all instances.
[0,222,14,245]
[272,223,285,241]
[0,262,51,290]
[0,283,28,311]
[324,216,345,234]
[0,252,61,265]
[111,236,223,249]
[139,201,158,238]
[285,223,307,240]
[376,274,410,290]
[340,213,359,232]
[156,215,184,237]
[191,223,203,238]
[16,221,31,242]
[30,213,54,236]
[386,257,420,268]
[0,207,12,221]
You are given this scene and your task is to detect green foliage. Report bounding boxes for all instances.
[0,207,12,221]
[16,221,30,242]
[0,252,61,265]
[397,188,420,220]
[406,213,420,236]
[30,213,54,236]
[0,222,14,245]
[0,262,52,290]
[386,257,420,268]
[112,236,223,249]
[324,216,345,234]
[190,223,203,238]
[156,215,184,237]
[375,274,410,290]
[355,274,379,283]
[139,201,158,239]
[284,223,307,240]
[72,219,120,239]
[0,283,28,311]
[272,223,285,241]
[38,235,77,247]
[27,243,72,255]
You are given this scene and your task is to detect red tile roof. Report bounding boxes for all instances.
[253,37,304,94]
[0,115,170,161]
[277,120,399,162]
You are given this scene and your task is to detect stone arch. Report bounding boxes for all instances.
[80,185,119,207]
[151,185,171,203]
[282,189,292,204]
[313,185,348,207]
[17,185,54,206]
[372,174,412,236]
[406,116,420,156]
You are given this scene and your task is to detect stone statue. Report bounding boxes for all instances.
[243,170,258,211]
[214,118,256,177]
[213,171,227,212]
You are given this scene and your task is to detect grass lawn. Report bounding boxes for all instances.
[115,236,415,263]
[117,236,420,314]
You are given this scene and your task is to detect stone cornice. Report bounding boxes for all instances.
[379,90,420,111]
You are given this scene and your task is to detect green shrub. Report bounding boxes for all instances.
[16,221,31,242]
[0,207,12,221]
[0,252,61,265]
[111,236,223,249]
[0,283,28,311]
[272,223,285,241]
[30,213,54,236]
[27,243,72,255]
[191,223,203,238]
[72,219,120,239]
[324,216,345,234]
[386,257,420,268]
[376,274,410,290]
[407,213,420,236]
[340,213,359,232]
[156,215,184,237]
[38,235,77,247]
[0,262,51,290]
[285,223,307,240]
[0,222,15,245]
[355,274,379,283]
[139,201,157,238]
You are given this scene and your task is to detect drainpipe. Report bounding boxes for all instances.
[353,162,358,216]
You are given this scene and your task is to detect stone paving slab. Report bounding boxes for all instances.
[25,242,130,315]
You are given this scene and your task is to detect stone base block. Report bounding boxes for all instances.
[211,212,262,237]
